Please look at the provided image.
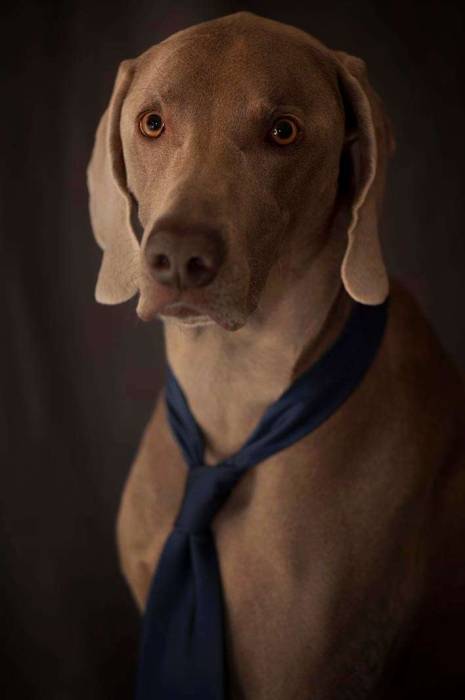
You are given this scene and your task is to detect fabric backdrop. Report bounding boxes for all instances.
[1,1,464,698]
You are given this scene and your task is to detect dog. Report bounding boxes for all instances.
[87,12,465,698]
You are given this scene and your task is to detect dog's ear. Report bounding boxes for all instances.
[333,51,396,305]
[87,59,140,305]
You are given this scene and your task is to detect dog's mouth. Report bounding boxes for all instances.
[158,302,215,327]
[158,300,245,331]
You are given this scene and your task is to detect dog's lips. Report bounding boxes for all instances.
[157,297,220,325]
[159,301,241,331]
[161,302,208,320]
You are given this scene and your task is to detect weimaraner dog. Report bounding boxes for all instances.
[87,11,465,699]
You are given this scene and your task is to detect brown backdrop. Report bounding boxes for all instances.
[1,1,464,698]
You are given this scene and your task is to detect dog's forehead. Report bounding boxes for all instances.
[131,14,337,112]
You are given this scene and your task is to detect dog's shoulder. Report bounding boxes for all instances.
[383,279,464,421]
[378,283,465,687]
[359,278,465,492]
[115,387,187,607]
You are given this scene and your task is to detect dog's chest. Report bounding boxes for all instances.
[213,462,339,700]
[122,412,367,699]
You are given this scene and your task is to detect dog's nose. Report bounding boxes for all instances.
[145,228,225,289]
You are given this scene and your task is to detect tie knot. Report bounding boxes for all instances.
[174,464,240,535]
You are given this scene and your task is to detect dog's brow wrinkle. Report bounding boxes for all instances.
[247,101,275,119]
[156,89,180,105]
[131,85,179,109]
[247,99,305,124]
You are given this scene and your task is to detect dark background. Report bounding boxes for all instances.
[1,1,464,698]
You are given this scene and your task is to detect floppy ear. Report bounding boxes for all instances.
[333,51,396,305]
[87,59,140,305]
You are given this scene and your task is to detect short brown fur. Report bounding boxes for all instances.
[87,12,465,698]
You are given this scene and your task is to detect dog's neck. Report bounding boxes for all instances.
[163,236,352,465]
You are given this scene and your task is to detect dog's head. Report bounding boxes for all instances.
[87,12,395,331]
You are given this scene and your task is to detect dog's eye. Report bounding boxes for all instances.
[269,117,300,146]
[139,112,165,138]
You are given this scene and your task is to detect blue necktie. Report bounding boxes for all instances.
[135,299,389,699]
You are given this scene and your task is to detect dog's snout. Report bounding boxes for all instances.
[145,227,225,289]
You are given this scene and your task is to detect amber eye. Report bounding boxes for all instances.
[139,111,165,138]
[269,117,300,146]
